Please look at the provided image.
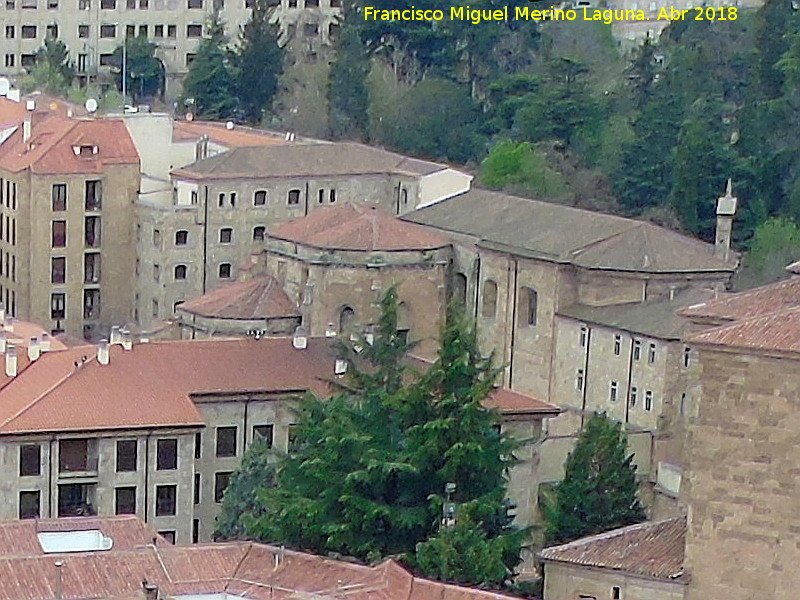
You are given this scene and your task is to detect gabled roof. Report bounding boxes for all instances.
[686,305,800,355]
[172,142,447,180]
[538,517,686,581]
[405,189,736,273]
[177,274,299,320]
[0,112,139,174]
[483,388,561,417]
[270,204,450,251]
[173,120,292,147]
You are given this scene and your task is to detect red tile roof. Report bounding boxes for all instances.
[177,274,299,319]
[173,120,292,147]
[678,277,800,325]
[271,204,450,251]
[484,388,561,417]
[0,112,139,174]
[686,305,800,354]
[0,530,529,600]
[538,517,686,580]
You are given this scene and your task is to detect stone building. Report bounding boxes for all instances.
[0,97,140,340]
[136,142,469,330]
[0,0,341,98]
[539,517,687,600]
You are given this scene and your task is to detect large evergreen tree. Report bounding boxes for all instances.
[234,0,284,124]
[182,11,239,119]
[544,412,645,546]
[30,38,75,95]
[111,34,163,103]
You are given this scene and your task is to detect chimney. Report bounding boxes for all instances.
[292,325,308,350]
[97,339,109,365]
[5,344,17,377]
[40,332,51,352]
[110,325,122,345]
[23,115,31,144]
[325,323,337,338]
[715,179,737,262]
[142,579,158,600]
[27,337,40,361]
[0,301,5,322]
[4,316,14,332]
[121,329,132,350]
[54,560,63,600]
[334,359,348,376]
[0,331,5,353]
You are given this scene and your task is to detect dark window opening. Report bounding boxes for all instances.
[155,485,176,516]
[116,440,137,472]
[253,226,266,241]
[216,427,237,457]
[115,487,136,515]
[51,293,65,320]
[51,257,66,284]
[52,183,67,211]
[58,483,96,517]
[219,228,232,243]
[19,491,40,519]
[85,216,101,247]
[156,438,178,470]
[85,180,101,211]
[219,263,232,278]
[84,253,100,284]
[288,189,301,205]
[253,424,274,448]
[174,265,187,280]
[19,445,41,476]
[254,190,267,206]
[214,472,231,503]
[83,289,100,319]
[59,439,96,473]
[52,220,66,248]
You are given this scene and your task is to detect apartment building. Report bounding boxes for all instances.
[0,97,139,339]
[137,142,470,329]
[0,0,342,97]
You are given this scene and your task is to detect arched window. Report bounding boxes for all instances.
[254,190,268,206]
[519,286,538,326]
[174,264,187,280]
[339,306,356,335]
[253,226,266,241]
[481,279,497,318]
[452,273,467,306]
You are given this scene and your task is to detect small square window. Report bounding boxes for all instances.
[159,530,176,544]
[288,189,301,205]
[187,23,202,37]
[174,264,187,280]
[78,24,89,38]
[253,424,274,448]
[100,24,116,38]
[219,228,232,243]
[156,438,177,470]
[175,230,188,245]
[167,24,176,38]
[154,24,164,37]
[21,25,37,39]
[100,0,115,7]
[218,263,231,279]
[254,190,267,206]
[253,226,265,241]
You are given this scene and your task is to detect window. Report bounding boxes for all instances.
[19,491,40,519]
[330,189,336,203]
[339,306,356,335]
[219,263,231,278]
[192,519,199,543]
[610,381,618,402]
[58,483,96,517]
[683,346,691,368]
[287,424,299,451]
[254,190,267,206]
[194,473,200,504]
[167,24,176,38]
[99,53,114,66]
[612,587,621,600]
[84,289,100,319]
[85,216,101,247]
[214,472,232,502]
[173,230,188,246]
[115,487,136,515]
[59,439,95,472]
[156,438,177,470]
[159,530,176,544]
[21,54,35,67]
[52,183,67,211]
[100,0,114,6]
[138,24,148,36]
[100,24,116,38]
[51,257,66,284]
[78,24,89,38]
[580,326,588,348]
[680,393,689,417]
[116,440,137,472]
[645,390,653,412]
[185,53,196,66]
[288,189,301,205]
[648,343,656,364]
[19,445,41,476]
[4,54,14,68]
[49,222,68,249]
[153,264,160,283]
[194,432,201,459]
[174,264,187,280]
[216,427,237,457]
[155,485,176,516]
[253,226,266,241]
[79,0,89,8]
[230,192,236,207]
[46,23,57,36]
[154,24,163,37]
[51,293,65,319]
[633,339,641,361]
[318,188,324,204]
[187,0,201,6]
[21,26,37,38]
[481,280,497,318]
[152,299,159,318]
[5,26,14,39]
[253,424,274,448]
[613,335,621,356]
[85,180,101,211]
[630,386,638,408]
[219,228,232,243]
[187,23,202,37]
[304,22,319,36]
[5,0,13,7]
[576,369,584,392]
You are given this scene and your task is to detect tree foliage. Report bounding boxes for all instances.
[111,34,163,103]
[544,412,645,546]
[28,39,75,96]
[735,217,800,289]
[328,0,370,139]
[231,289,524,588]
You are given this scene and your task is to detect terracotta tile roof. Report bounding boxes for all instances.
[538,517,686,580]
[0,530,530,600]
[0,113,139,174]
[172,142,447,180]
[484,388,561,417]
[178,274,300,319]
[685,305,800,354]
[0,338,340,435]
[405,189,737,273]
[271,204,450,251]
[173,120,292,147]
[0,516,167,558]
[0,98,27,127]
[678,277,800,325]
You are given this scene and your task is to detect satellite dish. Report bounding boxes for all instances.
[85,98,98,114]
[0,78,10,96]
[225,121,234,130]
[185,112,194,121]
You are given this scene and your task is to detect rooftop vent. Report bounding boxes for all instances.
[292,326,308,350]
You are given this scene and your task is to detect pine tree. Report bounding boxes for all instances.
[31,38,75,96]
[328,0,370,139]
[182,11,239,120]
[234,0,284,124]
[544,412,645,546]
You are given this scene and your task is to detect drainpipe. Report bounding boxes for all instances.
[624,333,635,425]
[472,255,481,322]
[579,327,591,430]
[508,259,519,389]
[202,185,209,294]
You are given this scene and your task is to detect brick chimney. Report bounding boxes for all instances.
[5,344,17,377]
[714,179,737,262]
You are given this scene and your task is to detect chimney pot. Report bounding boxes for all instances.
[5,344,17,377]
[40,332,51,352]
[27,337,40,361]
[121,329,132,350]
[110,325,122,345]
[97,339,109,365]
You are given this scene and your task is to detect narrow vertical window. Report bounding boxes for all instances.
[613,335,621,356]
[610,381,618,402]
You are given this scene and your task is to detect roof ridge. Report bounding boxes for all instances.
[566,220,642,258]
[542,517,684,552]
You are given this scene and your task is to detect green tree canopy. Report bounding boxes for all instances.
[29,38,75,96]
[328,0,370,139]
[544,412,645,546]
[111,34,163,103]
[735,217,800,289]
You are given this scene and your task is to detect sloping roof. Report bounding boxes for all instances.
[538,517,686,580]
[0,519,529,600]
[559,288,716,340]
[172,142,446,180]
[177,274,300,320]
[270,204,451,251]
[484,388,561,416]
[678,277,800,324]
[0,112,139,174]
[173,120,292,147]
[0,516,167,558]
[405,189,736,273]
[0,338,342,435]
[686,305,800,354]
